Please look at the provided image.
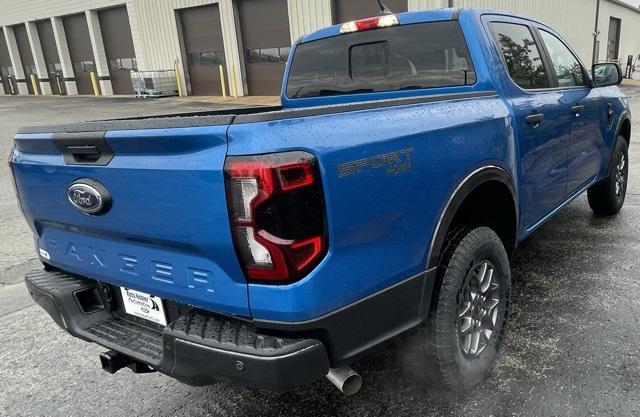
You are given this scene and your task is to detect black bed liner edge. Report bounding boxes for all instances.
[17,90,496,135]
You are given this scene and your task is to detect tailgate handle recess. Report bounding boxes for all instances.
[67,145,101,163]
[53,132,114,166]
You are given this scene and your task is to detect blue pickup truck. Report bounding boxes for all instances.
[9,8,630,395]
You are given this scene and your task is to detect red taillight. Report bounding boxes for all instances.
[7,147,17,196]
[7,146,30,225]
[7,146,15,166]
[224,152,327,284]
[340,14,399,33]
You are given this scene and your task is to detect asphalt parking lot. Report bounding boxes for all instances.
[1,88,640,417]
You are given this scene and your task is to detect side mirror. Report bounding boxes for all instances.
[592,63,623,87]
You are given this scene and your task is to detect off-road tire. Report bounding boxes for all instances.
[587,136,629,216]
[404,226,511,391]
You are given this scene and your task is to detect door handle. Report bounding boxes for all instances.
[571,105,585,114]
[607,103,614,126]
[525,113,544,127]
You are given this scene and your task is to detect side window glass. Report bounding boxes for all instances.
[491,22,549,89]
[539,30,586,87]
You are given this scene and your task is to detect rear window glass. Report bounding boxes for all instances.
[286,21,476,99]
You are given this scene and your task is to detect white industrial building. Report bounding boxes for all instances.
[0,0,638,97]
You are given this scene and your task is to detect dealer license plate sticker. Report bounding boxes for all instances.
[119,287,168,326]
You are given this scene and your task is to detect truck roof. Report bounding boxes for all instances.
[299,8,550,44]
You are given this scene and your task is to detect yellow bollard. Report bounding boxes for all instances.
[30,74,40,95]
[231,65,238,98]
[90,71,101,96]
[175,66,184,97]
[218,65,227,98]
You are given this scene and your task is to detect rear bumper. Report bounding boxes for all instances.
[25,269,330,389]
[25,266,436,389]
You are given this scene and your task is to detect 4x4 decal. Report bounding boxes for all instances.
[338,148,414,178]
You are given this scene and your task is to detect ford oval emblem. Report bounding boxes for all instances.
[67,179,111,215]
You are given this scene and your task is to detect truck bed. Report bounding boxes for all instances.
[17,105,283,134]
[17,90,494,134]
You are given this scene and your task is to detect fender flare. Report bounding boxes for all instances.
[606,111,631,177]
[615,110,631,142]
[426,165,518,270]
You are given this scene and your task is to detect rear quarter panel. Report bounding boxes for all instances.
[228,96,515,321]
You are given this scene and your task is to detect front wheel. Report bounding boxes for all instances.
[588,137,629,216]
[404,226,511,391]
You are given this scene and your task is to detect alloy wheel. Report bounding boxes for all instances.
[615,153,627,197]
[457,261,501,357]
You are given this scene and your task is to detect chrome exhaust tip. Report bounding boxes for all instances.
[326,366,362,396]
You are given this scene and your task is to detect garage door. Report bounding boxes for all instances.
[238,0,291,96]
[99,6,136,95]
[37,19,64,95]
[178,5,227,96]
[14,24,36,94]
[333,0,407,23]
[0,34,14,94]
[63,14,95,95]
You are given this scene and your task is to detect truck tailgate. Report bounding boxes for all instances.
[11,124,249,317]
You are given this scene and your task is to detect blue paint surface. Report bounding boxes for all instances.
[11,9,629,322]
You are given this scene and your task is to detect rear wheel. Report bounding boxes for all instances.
[405,226,511,391]
[588,137,629,216]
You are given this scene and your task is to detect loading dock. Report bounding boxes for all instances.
[238,0,291,96]
[99,6,136,95]
[13,24,36,94]
[177,5,227,96]
[0,0,638,98]
[63,14,96,95]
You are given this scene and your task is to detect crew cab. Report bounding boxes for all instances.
[9,8,630,395]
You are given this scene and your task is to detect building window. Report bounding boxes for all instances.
[246,49,261,64]
[23,64,37,75]
[246,47,290,64]
[110,58,138,71]
[73,61,96,73]
[0,66,14,77]
[47,63,63,74]
[280,46,291,62]
[187,51,226,66]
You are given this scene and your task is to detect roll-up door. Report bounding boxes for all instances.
[14,24,36,94]
[99,6,137,95]
[178,4,227,96]
[333,0,407,23]
[37,19,64,95]
[607,17,621,61]
[0,34,15,94]
[238,0,291,96]
[63,14,95,95]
